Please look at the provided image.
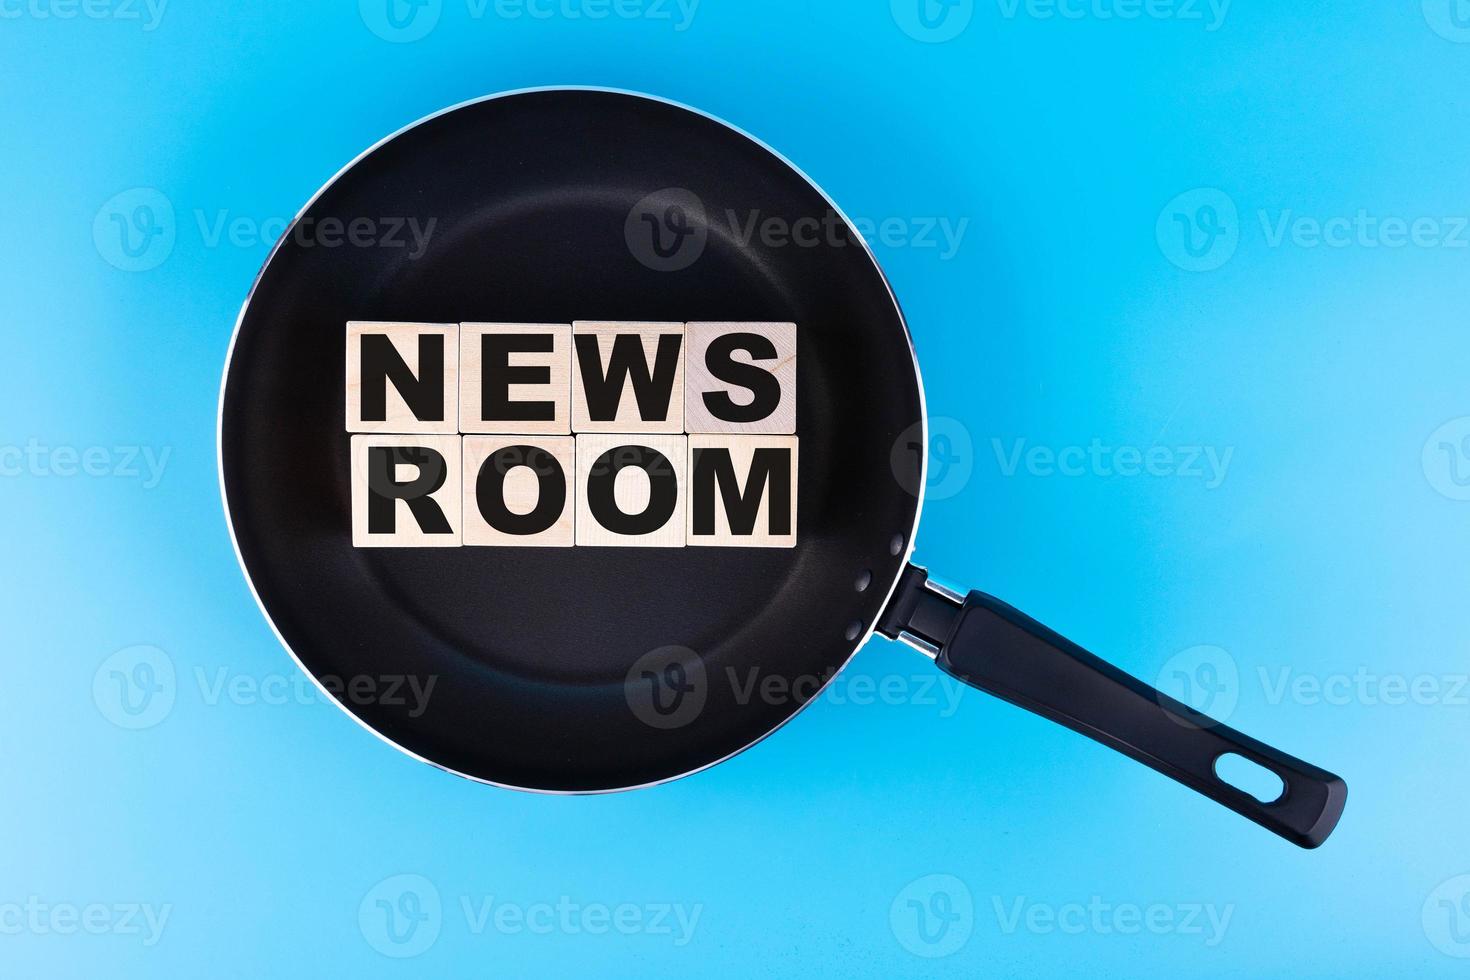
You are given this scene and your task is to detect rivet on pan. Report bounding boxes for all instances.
[844,620,863,642]
[888,533,904,557]
[854,570,872,593]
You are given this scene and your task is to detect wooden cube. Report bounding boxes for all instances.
[686,434,797,548]
[683,322,796,434]
[571,322,685,433]
[459,323,571,435]
[461,436,575,547]
[575,433,687,547]
[350,434,462,547]
[346,321,458,433]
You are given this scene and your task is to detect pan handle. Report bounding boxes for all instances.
[876,565,1347,848]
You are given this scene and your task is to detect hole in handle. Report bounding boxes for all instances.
[1213,753,1286,804]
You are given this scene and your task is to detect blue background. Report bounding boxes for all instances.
[5,0,1469,975]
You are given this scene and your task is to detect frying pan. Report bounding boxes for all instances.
[218,88,1347,848]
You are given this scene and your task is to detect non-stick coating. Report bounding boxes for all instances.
[219,90,924,790]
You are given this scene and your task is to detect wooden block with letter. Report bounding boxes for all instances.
[459,323,571,434]
[575,433,687,547]
[683,321,795,434]
[571,321,685,433]
[686,434,797,548]
[346,321,459,433]
[462,435,575,547]
[350,433,463,547]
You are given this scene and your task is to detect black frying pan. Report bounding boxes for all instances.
[218,88,1346,847]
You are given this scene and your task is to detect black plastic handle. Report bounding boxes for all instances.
[878,566,1347,848]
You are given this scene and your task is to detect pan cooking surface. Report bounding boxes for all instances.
[220,90,924,789]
